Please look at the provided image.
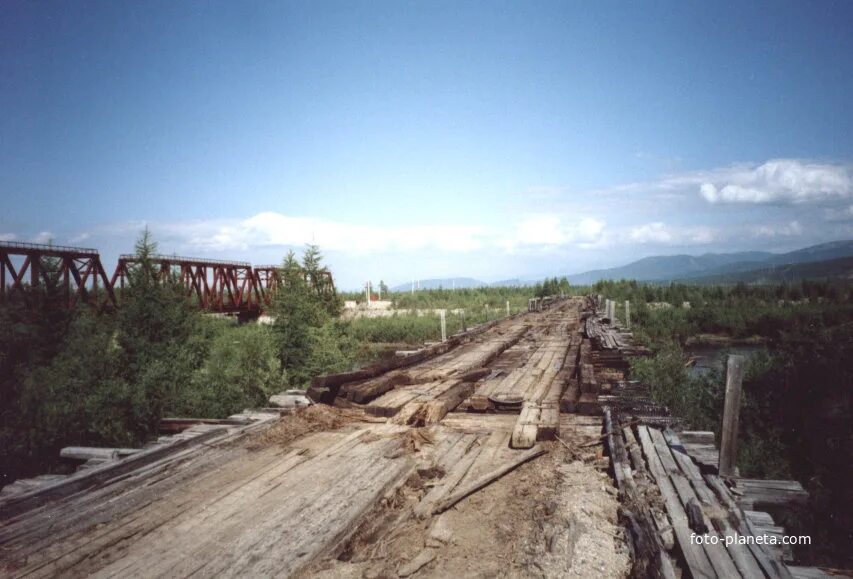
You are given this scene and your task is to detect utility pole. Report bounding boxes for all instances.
[440,309,447,342]
[625,300,631,329]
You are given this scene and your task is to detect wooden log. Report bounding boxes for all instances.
[342,370,412,403]
[536,406,559,441]
[268,393,312,408]
[159,417,252,433]
[59,447,139,462]
[433,447,547,515]
[456,367,491,383]
[305,324,482,404]
[576,393,601,415]
[560,378,580,413]
[421,382,475,424]
[719,354,745,478]
[580,363,598,394]
[511,402,540,449]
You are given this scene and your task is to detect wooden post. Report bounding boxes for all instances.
[440,309,447,342]
[719,355,745,478]
[461,309,466,332]
[506,300,510,316]
[365,281,369,308]
[625,300,631,329]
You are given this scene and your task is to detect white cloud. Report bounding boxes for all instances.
[110,211,612,257]
[69,232,91,243]
[508,215,606,250]
[698,159,853,204]
[577,217,606,240]
[629,222,673,244]
[752,221,803,238]
[514,215,566,245]
[0,233,16,242]
[32,231,53,244]
[627,222,717,245]
[167,212,489,255]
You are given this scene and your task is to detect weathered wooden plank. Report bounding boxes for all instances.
[664,430,765,579]
[637,426,717,579]
[705,474,795,579]
[0,427,230,521]
[414,441,484,518]
[603,410,677,579]
[433,447,547,515]
[649,428,740,578]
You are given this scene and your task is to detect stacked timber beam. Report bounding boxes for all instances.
[309,297,587,448]
[506,302,584,447]
[307,315,517,406]
[585,311,650,358]
[591,295,820,578]
[371,323,530,420]
[603,406,800,579]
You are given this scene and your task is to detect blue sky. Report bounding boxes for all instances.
[3,1,853,288]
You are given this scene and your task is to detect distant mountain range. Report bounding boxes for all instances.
[387,240,853,291]
[676,255,853,285]
[566,240,853,285]
[566,251,774,285]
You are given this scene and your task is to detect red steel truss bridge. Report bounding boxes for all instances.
[0,241,336,315]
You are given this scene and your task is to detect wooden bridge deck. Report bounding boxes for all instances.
[0,297,831,578]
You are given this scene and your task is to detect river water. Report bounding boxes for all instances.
[686,344,767,377]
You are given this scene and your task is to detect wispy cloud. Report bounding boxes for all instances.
[752,221,803,238]
[824,205,853,222]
